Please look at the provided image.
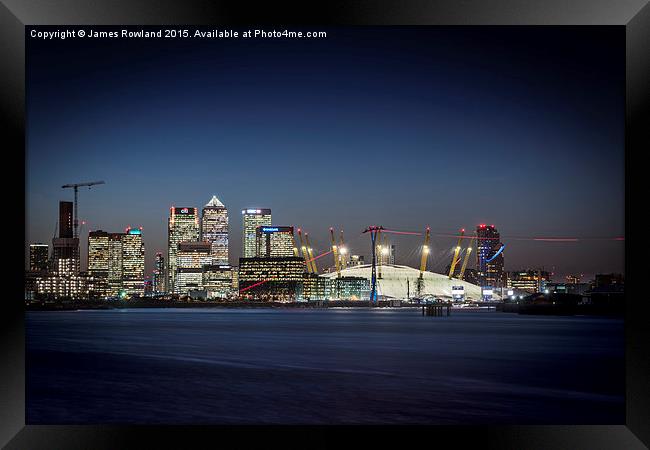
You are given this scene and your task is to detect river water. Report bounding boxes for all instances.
[26,308,624,424]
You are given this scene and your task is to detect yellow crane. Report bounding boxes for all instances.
[448,228,465,279]
[459,237,474,280]
[297,228,311,273]
[338,230,347,269]
[330,227,341,278]
[305,232,318,274]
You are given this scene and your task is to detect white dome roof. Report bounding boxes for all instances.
[322,264,488,300]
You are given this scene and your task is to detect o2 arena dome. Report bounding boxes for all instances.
[321,264,487,301]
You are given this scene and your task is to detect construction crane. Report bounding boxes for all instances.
[330,227,341,278]
[297,228,311,273]
[459,237,474,280]
[61,180,105,238]
[448,228,465,279]
[305,232,318,274]
[417,226,431,296]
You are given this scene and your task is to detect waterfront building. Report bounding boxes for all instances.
[175,241,212,294]
[255,226,295,257]
[507,269,550,293]
[152,252,165,295]
[242,208,271,258]
[202,264,234,299]
[326,276,371,300]
[122,227,145,296]
[545,282,591,296]
[87,230,110,297]
[201,195,229,265]
[29,243,49,272]
[238,256,304,300]
[168,207,200,293]
[35,273,91,299]
[476,224,505,288]
[297,273,328,300]
[107,232,124,296]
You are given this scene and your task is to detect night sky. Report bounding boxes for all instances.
[26,26,625,281]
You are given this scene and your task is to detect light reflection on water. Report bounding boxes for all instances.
[26,308,624,424]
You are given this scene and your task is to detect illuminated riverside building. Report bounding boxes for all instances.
[238,256,304,300]
[476,224,505,288]
[168,207,200,293]
[87,230,110,297]
[29,244,49,272]
[201,196,229,265]
[296,274,370,301]
[35,274,91,299]
[507,270,550,293]
[202,264,234,298]
[255,226,295,257]
[152,252,165,294]
[122,227,145,296]
[349,255,365,266]
[106,233,124,295]
[242,208,271,258]
[175,241,212,294]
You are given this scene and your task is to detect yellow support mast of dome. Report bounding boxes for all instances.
[448,228,465,279]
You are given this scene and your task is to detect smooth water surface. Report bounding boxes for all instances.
[26,308,624,424]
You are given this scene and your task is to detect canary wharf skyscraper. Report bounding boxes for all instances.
[168,207,199,292]
[122,227,145,296]
[242,208,272,258]
[201,195,229,265]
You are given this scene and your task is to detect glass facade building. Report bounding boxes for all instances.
[238,256,304,300]
[152,252,165,295]
[242,208,271,258]
[255,226,295,257]
[122,227,145,296]
[175,241,212,295]
[201,195,229,265]
[476,224,505,288]
[167,207,200,293]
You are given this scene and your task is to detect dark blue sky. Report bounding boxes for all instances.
[26,26,625,280]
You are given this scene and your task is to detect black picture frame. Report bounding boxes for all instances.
[3,1,648,448]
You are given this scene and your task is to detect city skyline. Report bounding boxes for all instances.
[26,27,625,280]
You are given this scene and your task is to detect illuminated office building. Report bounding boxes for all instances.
[108,232,124,296]
[242,208,271,258]
[122,227,145,296]
[175,241,212,294]
[476,224,505,288]
[507,270,550,293]
[152,252,165,295]
[168,207,200,293]
[238,256,304,300]
[255,226,295,257]
[201,195,229,265]
[29,244,49,272]
[87,230,110,297]
[202,264,234,299]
